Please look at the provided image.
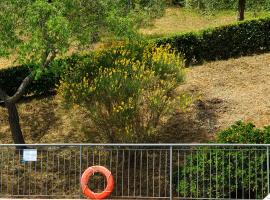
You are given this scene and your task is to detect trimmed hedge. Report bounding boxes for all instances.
[1,17,270,96]
[156,17,270,65]
[0,65,59,97]
[0,55,86,97]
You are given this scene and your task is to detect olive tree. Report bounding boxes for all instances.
[0,0,164,144]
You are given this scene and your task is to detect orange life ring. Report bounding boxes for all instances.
[81,166,114,199]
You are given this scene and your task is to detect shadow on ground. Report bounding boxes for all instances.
[159,98,226,143]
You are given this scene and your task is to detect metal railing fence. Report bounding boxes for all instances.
[0,143,269,199]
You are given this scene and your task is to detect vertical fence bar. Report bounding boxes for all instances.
[79,145,83,198]
[79,145,82,177]
[267,146,269,194]
[170,146,173,200]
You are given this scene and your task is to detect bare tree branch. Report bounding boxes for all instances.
[42,50,57,69]
[8,72,35,104]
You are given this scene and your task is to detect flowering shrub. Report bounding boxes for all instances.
[58,44,187,142]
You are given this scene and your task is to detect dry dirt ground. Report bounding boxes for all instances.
[158,52,270,143]
[1,53,270,143]
[175,53,270,141]
[0,57,15,69]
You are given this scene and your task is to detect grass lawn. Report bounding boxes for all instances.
[141,7,270,37]
[0,57,15,69]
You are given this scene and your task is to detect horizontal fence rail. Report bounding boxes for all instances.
[0,144,269,199]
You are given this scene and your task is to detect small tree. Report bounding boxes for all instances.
[185,0,247,21]
[0,0,164,144]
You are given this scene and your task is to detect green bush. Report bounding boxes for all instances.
[0,65,60,97]
[2,17,270,96]
[177,121,270,199]
[217,121,270,143]
[169,0,185,6]
[185,0,236,11]
[58,44,188,143]
[185,0,270,12]
[156,17,270,65]
[0,54,99,98]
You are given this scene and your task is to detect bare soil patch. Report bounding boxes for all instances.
[0,57,15,69]
[176,53,270,141]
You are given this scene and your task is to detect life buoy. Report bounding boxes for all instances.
[81,166,114,199]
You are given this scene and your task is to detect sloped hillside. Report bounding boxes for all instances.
[178,53,270,137]
[1,53,270,143]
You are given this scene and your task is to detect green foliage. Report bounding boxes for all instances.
[0,0,166,84]
[58,44,187,143]
[217,121,270,144]
[104,0,165,36]
[177,121,270,199]
[3,16,270,97]
[156,17,270,65]
[0,54,98,97]
[185,0,236,11]
[164,0,185,6]
[175,0,186,6]
[185,0,270,12]
[0,65,59,97]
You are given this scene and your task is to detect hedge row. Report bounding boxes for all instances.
[0,65,59,97]
[156,17,270,65]
[0,55,88,97]
[1,17,270,97]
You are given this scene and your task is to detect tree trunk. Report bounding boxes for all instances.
[5,102,26,144]
[0,88,26,145]
[0,52,56,145]
[237,0,246,21]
